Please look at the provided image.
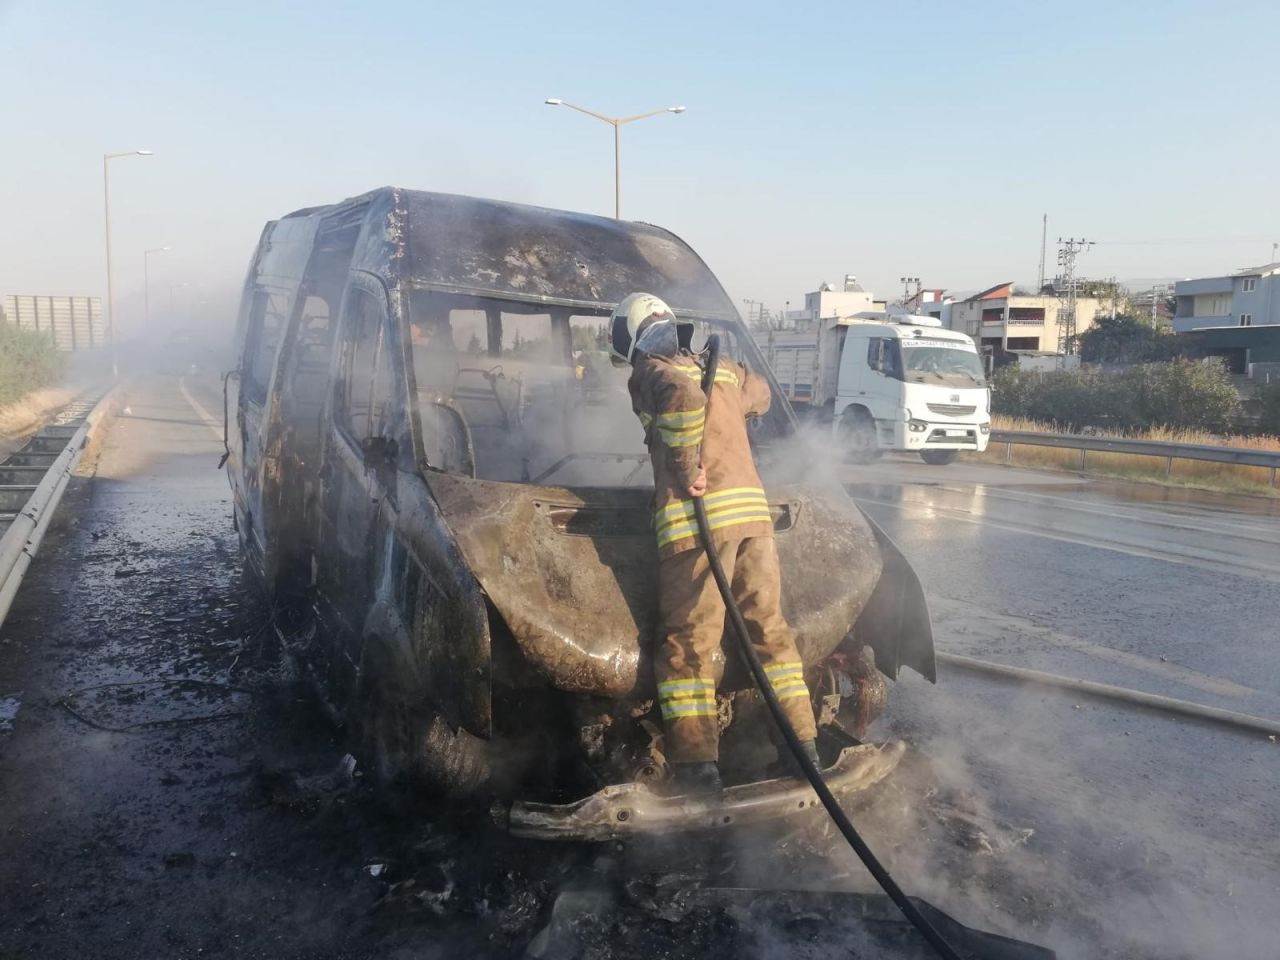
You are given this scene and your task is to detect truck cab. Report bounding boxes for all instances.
[833,316,991,465]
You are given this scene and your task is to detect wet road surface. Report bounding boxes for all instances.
[846,456,1280,959]
[0,374,1276,959]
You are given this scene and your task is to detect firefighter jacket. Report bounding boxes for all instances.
[628,351,774,558]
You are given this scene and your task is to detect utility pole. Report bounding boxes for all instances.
[1055,237,1093,355]
[1037,214,1047,293]
[899,276,920,309]
[102,150,153,346]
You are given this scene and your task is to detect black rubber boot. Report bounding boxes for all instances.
[671,761,724,795]
[768,740,821,780]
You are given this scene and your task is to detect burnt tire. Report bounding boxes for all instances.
[839,408,881,465]
[919,450,958,466]
[353,639,494,801]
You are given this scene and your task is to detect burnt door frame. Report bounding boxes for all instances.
[314,271,407,707]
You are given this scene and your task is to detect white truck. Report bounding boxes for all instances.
[767,313,991,465]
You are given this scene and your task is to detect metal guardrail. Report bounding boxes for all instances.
[0,389,116,627]
[990,429,1280,486]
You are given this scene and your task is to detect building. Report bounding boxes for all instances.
[782,275,887,330]
[941,282,1102,352]
[1172,263,1280,332]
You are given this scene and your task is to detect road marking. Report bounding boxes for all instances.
[179,377,225,443]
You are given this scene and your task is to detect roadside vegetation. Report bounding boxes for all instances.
[0,323,67,408]
[974,414,1280,496]
[991,358,1243,433]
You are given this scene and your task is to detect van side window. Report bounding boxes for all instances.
[340,289,390,443]
[244,288,290,403]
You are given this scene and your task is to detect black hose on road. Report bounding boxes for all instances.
[939,651,1280,738]
[691,335,964,960]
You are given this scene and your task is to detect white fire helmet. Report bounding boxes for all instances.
[608,293,690,364]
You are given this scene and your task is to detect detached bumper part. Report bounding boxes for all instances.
[497,741,906,841]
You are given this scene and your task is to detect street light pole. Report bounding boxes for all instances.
[102,149,153,346]
[544,99,685,219]
[143,246,170,334]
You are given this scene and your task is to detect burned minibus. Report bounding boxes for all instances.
[224,188,935,839]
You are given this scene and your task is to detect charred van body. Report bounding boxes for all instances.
[225,188,935,839]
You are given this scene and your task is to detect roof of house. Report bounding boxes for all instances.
[965,281,1014,302]
[1233,261,1280,278]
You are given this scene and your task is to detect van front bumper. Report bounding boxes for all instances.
[494,741,905,841]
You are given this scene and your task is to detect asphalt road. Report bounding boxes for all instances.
[0,373,1276,959]
[845,454,1280,959]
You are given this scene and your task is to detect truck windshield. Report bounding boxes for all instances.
[900,342,986,386]
[405,288,773,486]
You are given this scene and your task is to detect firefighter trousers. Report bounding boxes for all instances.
[655,535,818,764]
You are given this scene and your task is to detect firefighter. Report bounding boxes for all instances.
[610,292,819,794]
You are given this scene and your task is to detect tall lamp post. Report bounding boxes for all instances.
[103,149,153,345]
[544,99,685,219]
[143,246,170,333]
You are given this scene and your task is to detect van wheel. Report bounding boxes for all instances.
[920,450,958,465]
[839,409,881,464]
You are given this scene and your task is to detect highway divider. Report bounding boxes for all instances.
[0,388,119,628]
[991,429,1280,487]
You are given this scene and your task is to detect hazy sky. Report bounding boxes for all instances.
[2,0,1277,335]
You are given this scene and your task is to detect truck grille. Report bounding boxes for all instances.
[927,403,976,417]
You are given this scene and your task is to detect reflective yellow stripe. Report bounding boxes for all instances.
[657,421,705,447]
[775,686,811,702]
[639,412,653,428]
[657,510,776,548]
[654,487,773,548]
[657,487,768,522]
[657,676,717,720]
[656,501,771,542]
[657,494,770,532]
[669,364,740,386]
[657,677,715,694]
[771,678,809,693]
[661,701,718,719]
[654,409,705,427]
[764,660,803,677]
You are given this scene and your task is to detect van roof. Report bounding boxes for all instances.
[279,187,736,319]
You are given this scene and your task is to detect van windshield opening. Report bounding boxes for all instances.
[405,289,767,486]
[899,340,986,386]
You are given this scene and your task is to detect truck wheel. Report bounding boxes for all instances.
[920,450,957,465]
[840,409,880,464]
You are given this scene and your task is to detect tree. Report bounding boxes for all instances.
[1076,313,1178,365]
[465,331,482,355]
[1257,380,1280,436]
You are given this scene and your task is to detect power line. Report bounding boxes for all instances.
[1093,235,1275,247]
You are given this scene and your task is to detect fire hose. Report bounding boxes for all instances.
[691,334,964,960]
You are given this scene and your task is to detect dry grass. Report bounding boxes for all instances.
[969,415,1280,496]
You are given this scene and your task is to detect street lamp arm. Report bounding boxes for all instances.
[617,107,681,125]
[551,100,618,125]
